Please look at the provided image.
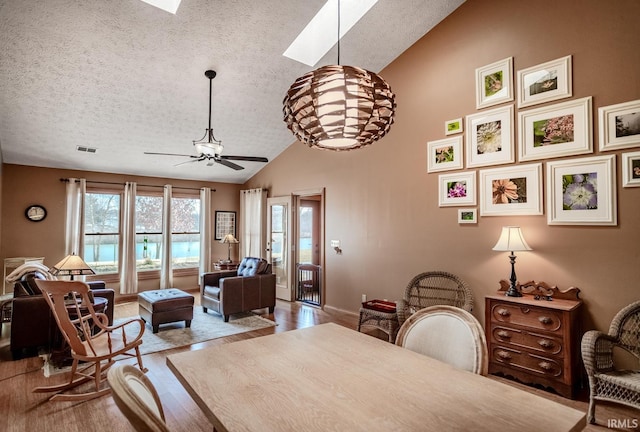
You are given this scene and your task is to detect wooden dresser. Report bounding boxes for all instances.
[485,281,583,399]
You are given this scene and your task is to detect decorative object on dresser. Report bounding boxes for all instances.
[485,281,583,399]
[581,300,640,424]
[492,226,532,297]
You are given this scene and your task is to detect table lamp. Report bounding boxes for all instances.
[492,226,532,297]
[220,234,239,263]
[49,253,95,280]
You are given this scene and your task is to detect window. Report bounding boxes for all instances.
[171,197,200,269]
[84,192,121,274]
[298,205,313,264]
[135,195,163,271]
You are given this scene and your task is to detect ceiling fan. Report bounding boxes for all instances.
[144,70,268,171]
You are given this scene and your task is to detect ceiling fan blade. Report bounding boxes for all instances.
[144,152,198,158]
[221,155,269,163]
[216,159,245,170]
[174,159,202,167]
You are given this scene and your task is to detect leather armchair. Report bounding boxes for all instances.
[10,272,115,359]
[201,257,276,322]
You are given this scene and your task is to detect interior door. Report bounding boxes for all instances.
[267,196,293,301]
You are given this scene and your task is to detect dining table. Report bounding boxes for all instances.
[166,322,586,432]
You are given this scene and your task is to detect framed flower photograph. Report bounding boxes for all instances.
[438,171,476,207]
[517,55,572,108]
[479,163,543,216]
[622,151,640,188]
[458,208,477,224]
[427,136,463,173]
[598,99,640,151]
[518,96,592,162]
[475,57,513,109]
[445,118,463,135]
[546,155,617,226]
[466,105,514,168]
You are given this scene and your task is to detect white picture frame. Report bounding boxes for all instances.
[479,163,543,216]
[598,99,640,151]
[427,136,463,173]
[458,208,477,224]
[438,171,476,207]
[546,155,616,226]
[518,96,592,162]
[466,105,514,168]
[622,151,640,188]
[476,57,514,109]
[517,55,572,108]
[445,117,463,135]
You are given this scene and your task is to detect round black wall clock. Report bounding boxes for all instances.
[25,205,47,222]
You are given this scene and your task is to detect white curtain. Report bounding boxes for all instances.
[240,188,266,258]
[199,187,212,275]
[120,182,138,294]
[160,185,173,289]
[64,178,86,257]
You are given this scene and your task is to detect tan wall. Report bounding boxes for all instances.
[246,0,640,334]
[1,164,241,297]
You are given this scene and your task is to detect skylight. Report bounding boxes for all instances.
[283,0,378,67]
[139,0,182,14]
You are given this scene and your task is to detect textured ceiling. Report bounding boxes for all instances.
[0,0,464,183]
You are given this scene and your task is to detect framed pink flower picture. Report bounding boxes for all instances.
[479,163,543,216]
[438,171,476,207]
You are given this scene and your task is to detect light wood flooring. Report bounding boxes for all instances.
[0,297,637,432]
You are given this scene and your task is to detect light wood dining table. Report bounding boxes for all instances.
[167,323,586,432]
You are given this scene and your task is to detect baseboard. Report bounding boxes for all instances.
[323,304,358,318]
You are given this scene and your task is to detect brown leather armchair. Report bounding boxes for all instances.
[201,257,276,322]
[10,272,115,359]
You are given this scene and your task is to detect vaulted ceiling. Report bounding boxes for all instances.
[0,0,464,183]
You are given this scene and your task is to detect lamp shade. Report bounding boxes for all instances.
[283,65,396,151]
[492,226,532,252]
[49,253,95,277]
[220,234,239,244]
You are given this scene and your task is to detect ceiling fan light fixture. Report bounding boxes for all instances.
[283,64,396,151]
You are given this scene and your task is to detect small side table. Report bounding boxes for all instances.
[357,300,399,343]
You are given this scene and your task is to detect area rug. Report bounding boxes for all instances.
[116,307,276,356]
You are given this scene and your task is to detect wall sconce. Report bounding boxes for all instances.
[492,226,532,297]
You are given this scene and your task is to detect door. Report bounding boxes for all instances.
[267,196,293,301]
[294,190,324,307]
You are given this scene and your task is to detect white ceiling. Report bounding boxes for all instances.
[0,0,464,184]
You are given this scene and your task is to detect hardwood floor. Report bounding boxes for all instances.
[0,298,637,432]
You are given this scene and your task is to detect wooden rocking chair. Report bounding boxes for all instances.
[34,280,146,402]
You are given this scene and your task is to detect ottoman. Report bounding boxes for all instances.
[138,288,194,333]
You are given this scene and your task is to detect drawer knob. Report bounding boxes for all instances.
[497,308,511,317]
[538,339,554,349]
[497,330,511,339]
[538,316,553,325]
[539,361,553,371]
[497,350,512,360]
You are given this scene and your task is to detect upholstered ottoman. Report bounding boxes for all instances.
[138,289,194,333]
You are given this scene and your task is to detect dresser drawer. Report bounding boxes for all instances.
[490,346,564,380]
[490,302,563,334]
[490,325,564,357]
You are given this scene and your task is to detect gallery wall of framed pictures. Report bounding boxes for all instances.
[427,54,640,225]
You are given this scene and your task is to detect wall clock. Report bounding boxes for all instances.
[25,205,47,222]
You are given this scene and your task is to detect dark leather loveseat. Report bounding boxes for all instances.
[10,272,115,359]
[201,257,276,322]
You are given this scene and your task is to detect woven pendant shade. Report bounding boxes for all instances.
[283,65,396,151]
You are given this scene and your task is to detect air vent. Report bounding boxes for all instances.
[76,146,97,153]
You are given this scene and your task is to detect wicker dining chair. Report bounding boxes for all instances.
[581,300,640,424]
[396,271,473,326]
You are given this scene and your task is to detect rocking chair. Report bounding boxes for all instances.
[34,280,146,402]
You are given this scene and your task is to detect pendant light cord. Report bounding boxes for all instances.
[337,0,340,65]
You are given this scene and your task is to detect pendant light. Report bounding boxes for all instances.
[283,0,396,151]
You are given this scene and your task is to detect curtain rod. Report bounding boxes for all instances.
[60,178,216,192]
